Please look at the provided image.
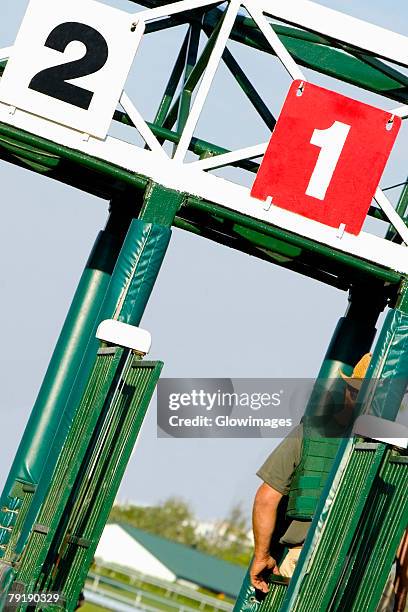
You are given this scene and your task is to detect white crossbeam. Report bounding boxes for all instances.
[133,0,219,23]
[173,0,241,162]
[251,0,408,68]
[244,4,306,81]
[120,92,167,158]
[0,98,407,273]
[189,142,268,170]
[374,188,408,246]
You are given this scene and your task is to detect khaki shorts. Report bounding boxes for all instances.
[279,547,302,578]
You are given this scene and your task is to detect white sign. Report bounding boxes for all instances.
[0,0,141,139]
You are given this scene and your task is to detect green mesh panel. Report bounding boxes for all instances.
[258,577,289,612]
[49,360,162,610]
[332,452,408,612]
[289,442,385,612]
[14,352,162,612]
[15,347,123,589]
[287,433,343,520]
[2,485,35,564]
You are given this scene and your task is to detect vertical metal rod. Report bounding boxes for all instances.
[385,177,408,241]
[213,35,276,131]
[162,16,224,131]
[244,4,306,81]
[153,31,190,127]
[173,0,241,161]
[374,188,408,245]
[177,22,202,134]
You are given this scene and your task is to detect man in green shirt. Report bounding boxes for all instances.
[253,423,306,584]
[250,354,370,592]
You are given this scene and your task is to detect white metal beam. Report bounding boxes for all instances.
[374,188,408,246]
[173,0,241,162]
[134,0,218,23]
[244,4,306,81]
[0,100,407,273]
[251,0,408,68]
[120,92,167,158]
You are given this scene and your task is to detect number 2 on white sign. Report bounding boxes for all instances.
[306,121,351,200]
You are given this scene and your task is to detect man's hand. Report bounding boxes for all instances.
[250,554,280,593]
[251,483,283,592]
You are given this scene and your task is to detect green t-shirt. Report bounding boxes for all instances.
[257,424,310,546]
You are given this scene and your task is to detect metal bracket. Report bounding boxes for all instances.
[263,195,273,211]
[33,524,50,535]
[1,507,19,515]
[336,223,346,239]
[67,535,91,548]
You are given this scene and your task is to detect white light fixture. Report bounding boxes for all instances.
[96,319,152,355]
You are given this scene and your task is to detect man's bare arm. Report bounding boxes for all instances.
[250,482,283,593]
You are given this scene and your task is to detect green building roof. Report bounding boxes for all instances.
[117,522,246,598]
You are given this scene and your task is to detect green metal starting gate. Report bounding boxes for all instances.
[0,0,407,610]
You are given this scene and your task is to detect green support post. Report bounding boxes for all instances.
[0,184,183,610]
[0,198,136,558]
[13,183,181,550]
[14,348,163,612]
[153,31,189,128]
[177,23,201,135]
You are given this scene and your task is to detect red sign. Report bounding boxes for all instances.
[251,80,400,235]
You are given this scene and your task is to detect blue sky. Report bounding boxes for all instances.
[0,0,407,521]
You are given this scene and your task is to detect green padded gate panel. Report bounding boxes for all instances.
[13,347,125,593]
[332,452,408,612]
[22,220,170,538]
[233,293,380,612]
[45,359,162,611]
[285,441,386,612]
[0,219,170,563]
[12,349,161,611]
[0,228,122,521]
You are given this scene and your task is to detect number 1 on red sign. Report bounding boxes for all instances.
[306,121,351,200]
